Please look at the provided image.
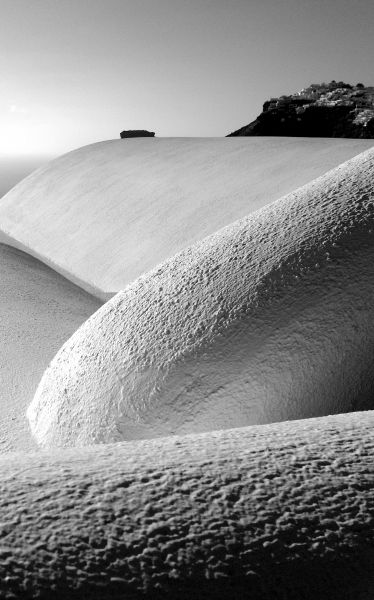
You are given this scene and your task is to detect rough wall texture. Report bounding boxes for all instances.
[1,412,374,599]
[27,148,374,448]
[0,138,372,294]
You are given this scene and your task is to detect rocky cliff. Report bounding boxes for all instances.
[228,81,374,138]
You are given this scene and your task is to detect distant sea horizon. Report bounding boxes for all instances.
[0,155,54,198]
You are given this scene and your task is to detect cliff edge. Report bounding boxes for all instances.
[228,81,374,138]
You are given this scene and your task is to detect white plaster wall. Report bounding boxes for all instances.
[28,148,374,448]
[2,412,374,599]
[0,137,372,294]
[0,244,101,453]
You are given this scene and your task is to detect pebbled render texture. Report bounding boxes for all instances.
[28,148,374,448]
[1,411,374,599]
[0,243,101,453]
[0,137,372,294]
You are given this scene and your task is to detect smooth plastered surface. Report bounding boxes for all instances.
[0,243,101,452]
[0,137,372,294]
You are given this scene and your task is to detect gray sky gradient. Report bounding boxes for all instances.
[1,0,373,155]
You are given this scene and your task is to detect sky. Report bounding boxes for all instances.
[1,0,373,156]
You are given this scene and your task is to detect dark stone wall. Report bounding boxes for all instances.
[120,130,155,138]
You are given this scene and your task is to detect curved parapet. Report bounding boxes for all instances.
[1,411,374,599]
[0,137,372,294]
[28,148,374,448]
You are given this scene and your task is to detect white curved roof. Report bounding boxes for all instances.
[0,137,372,296]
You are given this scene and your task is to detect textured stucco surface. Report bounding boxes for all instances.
[0,137,372,294]
[0,243,101,453]
[1,411,374,599]
[28,148,374,448]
